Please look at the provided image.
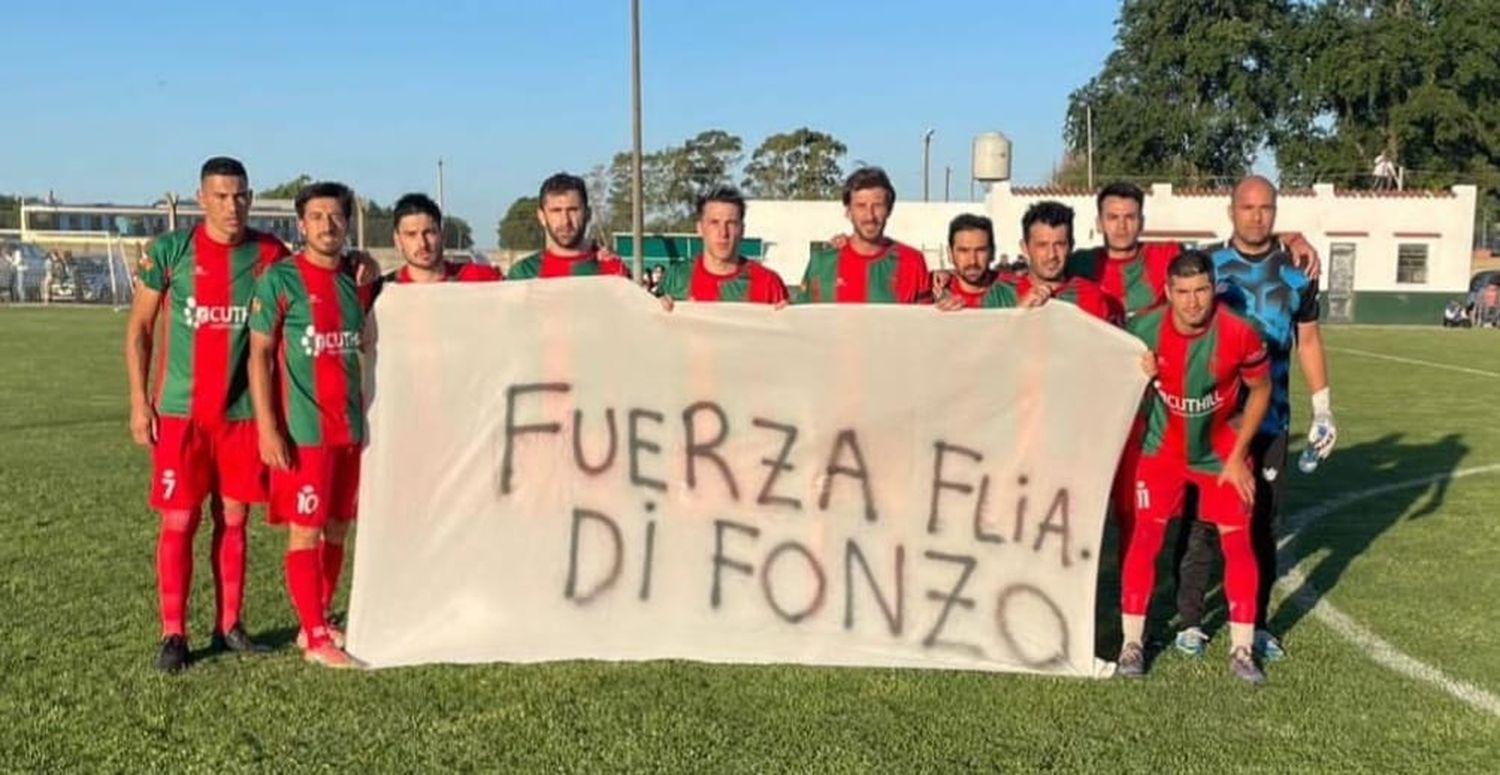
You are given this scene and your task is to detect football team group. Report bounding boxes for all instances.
[124,156,1335,684]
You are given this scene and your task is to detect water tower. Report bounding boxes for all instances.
[972,132,1013,183]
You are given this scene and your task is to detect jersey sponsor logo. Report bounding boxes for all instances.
[295,484,321,516]
[1154,382,1224,417]
[299,324,362,357]
[182,296,249,329]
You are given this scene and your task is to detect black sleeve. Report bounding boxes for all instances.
[1295,279,1321,323]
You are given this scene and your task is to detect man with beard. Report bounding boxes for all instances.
[1118,250,1272,685]
[932,213,1022,309]
[248,181,373,669]
[382,193,501,284]
[1066,181,1320,320]
[1011,201,1122,324]
[798,166,931,304]
[507,173,630,280]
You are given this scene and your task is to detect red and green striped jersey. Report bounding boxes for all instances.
[657,256,790,304]
[1129,306,1270,472]
[507,250,631,280]
[249,254,370,447]
[940,273,1021,308]
[385,260,503,284]
[1065,242,1180,318]
[135,226,289,423]
[797,241,932,304]
[1012,275,1124,325]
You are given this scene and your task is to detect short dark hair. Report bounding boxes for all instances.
[1096,181,1144,214]
[1021,200,1075,244]
[294,181,355,219]
[695,185,746,219]
[200,156,247,181]
[947,213,994,249]
[392,193,442,228]
[1167,249,1215,281]
[842,166,896,207]
[539,172,589,207]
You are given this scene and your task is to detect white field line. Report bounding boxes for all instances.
[1277,464,1500,717]
[1327,346,1500,379]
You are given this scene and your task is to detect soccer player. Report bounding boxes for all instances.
[507,173,631,280]
[932,213,1022,310]
[657,186,789,307]
[1011,201,1123,324]
[1066,181,1321,320]
[1118,250,1273,684]
[124,156,287,672]
[798,167,931,304]
[248,181,371,669]
[383,193,502,284]
[1172,175,1336,662]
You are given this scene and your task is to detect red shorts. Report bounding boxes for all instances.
[1132,453,1252,528]
[149,416,267,509]
[1110,420,1145,521]
[269,445,361,527]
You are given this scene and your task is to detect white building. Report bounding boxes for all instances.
[746,182,1477,325]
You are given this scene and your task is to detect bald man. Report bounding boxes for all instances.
[1168,175,1335,666]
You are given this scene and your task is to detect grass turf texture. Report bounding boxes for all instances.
[1,309,1496,771]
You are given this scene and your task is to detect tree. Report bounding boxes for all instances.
[742,128,848,199]
[1273,0,1500,199]
[257,174,313,200]
[603,130,745,234]
[1063,0,1294,185]
[1048,152,1094,188]
[497,196,543,250]
[444,217,474,250]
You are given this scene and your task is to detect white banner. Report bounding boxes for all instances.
[347,279,1147,677]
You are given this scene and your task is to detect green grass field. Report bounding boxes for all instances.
[1,308,1496,771]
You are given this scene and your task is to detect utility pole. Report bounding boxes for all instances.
[922,129,935,202]
[437,158,446,211]
[630,0,645,280]
[944,166,951,202]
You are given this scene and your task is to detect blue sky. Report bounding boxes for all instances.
[4,0,1120,244]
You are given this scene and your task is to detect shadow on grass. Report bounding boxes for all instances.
[1268,432,1467,637]
[1092,433,1467,659]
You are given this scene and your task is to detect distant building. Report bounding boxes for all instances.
[743,182,1478,325]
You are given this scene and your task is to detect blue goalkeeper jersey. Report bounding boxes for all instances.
[1205,241,1321,436]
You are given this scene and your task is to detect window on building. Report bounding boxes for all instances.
[1396,243,1428,284]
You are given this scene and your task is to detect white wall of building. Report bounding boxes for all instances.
[747,183,1477,295]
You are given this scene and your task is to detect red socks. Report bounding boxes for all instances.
[210,502,248,634]
[320,540,346,615]
[285,548,329,647]
[156,509,201,637]
[1220,527,1260,626]
[1120,517,1169,617]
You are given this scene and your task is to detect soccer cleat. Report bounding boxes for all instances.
[1116,642,1147,678]
[1174,626,1210,658]
[1253,629,1286,662]
[296,626,345,650]
[1229,646,1266,685]
[302,643,360,670]
[154,635,190,674]
[210,623,270,654]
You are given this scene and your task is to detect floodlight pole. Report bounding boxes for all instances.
[630,0,645,280]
